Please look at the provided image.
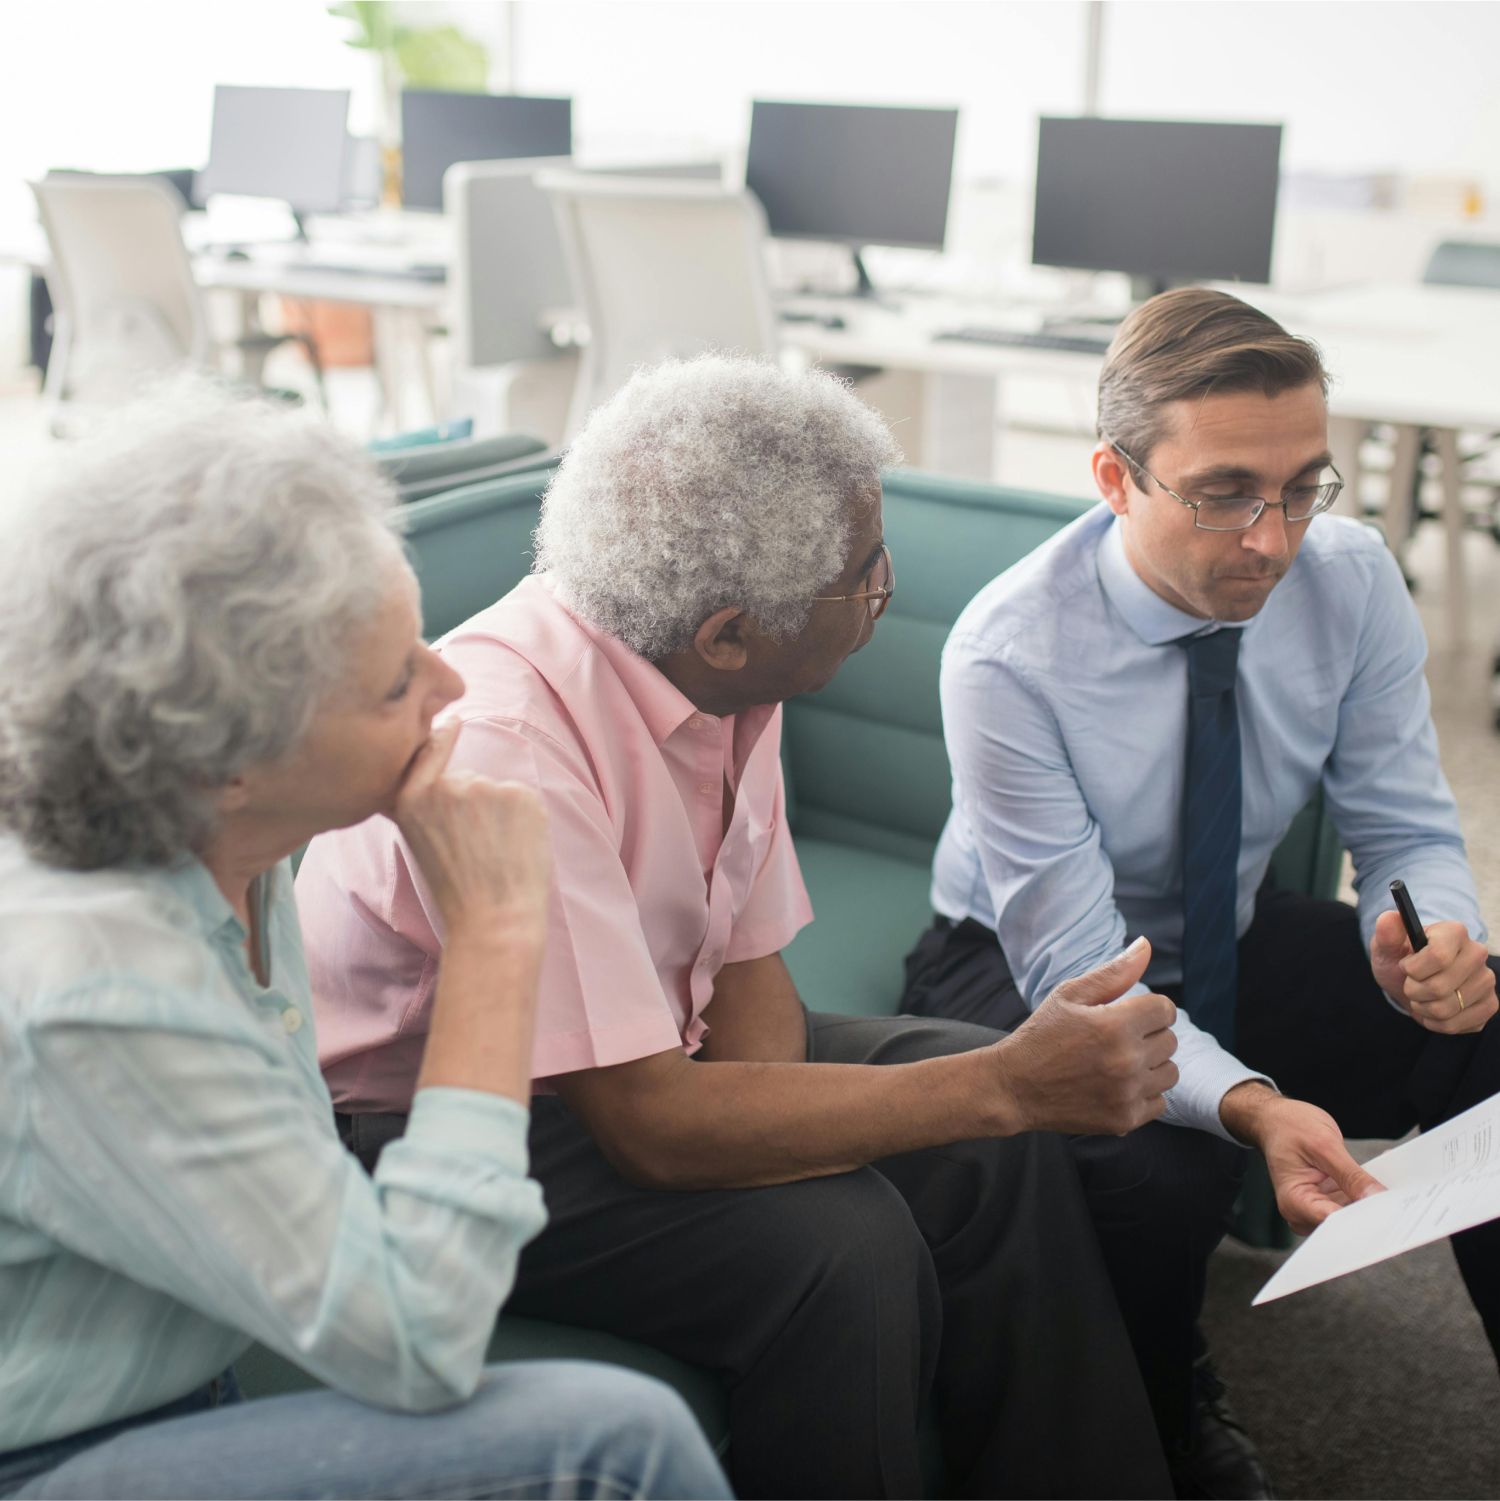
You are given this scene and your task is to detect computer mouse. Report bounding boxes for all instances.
[821,314,847,330]
[224,247,251,261]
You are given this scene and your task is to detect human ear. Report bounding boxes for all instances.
[693,606,751,672]
[1093,444,1133,517]
[215,776,252,815]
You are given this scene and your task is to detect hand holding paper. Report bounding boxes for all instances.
[1220,1084,1383,1235]
[1254,1090,1500,1305]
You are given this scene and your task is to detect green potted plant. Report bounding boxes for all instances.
[328,1,489,205]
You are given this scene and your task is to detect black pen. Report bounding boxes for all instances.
[1389,879,1428,952]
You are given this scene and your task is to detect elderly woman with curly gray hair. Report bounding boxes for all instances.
[0,385,730,1501]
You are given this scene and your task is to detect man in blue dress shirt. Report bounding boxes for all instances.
[905,287,1500,1498]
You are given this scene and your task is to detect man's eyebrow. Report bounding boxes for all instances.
[860,538,887,572]
[1178,453,1333,489]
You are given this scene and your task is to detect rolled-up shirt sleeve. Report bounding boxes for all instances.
[18,992,545,1413]
[940,633,1267,1141]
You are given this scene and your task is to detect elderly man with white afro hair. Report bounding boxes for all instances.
[533,355,897,659]
[299,354,1179,1500]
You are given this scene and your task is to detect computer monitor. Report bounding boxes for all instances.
[196,86,351,234]
[744,100,959,297]
[1031,117,1283,300]
[401,91,572,212]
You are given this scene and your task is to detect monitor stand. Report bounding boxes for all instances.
[290,209,313,243]
[795,247,903,309]
[842,247,902,309]
[1040,275,1174,335]
[1129,274,1170,303]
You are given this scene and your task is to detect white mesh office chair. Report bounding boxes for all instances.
[443,156,581,450]
[32,176,207,423]
[30,175,322,432]
[537,172,777,437]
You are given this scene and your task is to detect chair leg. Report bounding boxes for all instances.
[41,311,74,435]
[1433,427,1469,648]
[1327,414,1366,519]
[294,333,328,408]
[1383,424,1422,558]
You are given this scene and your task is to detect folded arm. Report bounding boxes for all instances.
[20,1006,544,1412]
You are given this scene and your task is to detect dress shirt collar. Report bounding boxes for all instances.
[153,856,285,982]
[538,574,723,747]
[1097,515,1252,645]
[149,855,246,944]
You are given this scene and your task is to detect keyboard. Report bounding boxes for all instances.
[932,326,1112,354]
[300,260,447,283]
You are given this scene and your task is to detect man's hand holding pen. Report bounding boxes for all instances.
[1370,911,1497,1035]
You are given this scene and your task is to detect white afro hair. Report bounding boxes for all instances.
[533,355,900,658]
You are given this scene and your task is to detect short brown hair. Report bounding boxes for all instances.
[1097,288,1329,484]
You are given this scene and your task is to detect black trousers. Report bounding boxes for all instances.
[341,1011,1173,1501]
[902,887,1500,1447]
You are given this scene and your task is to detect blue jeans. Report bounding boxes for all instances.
[0,1361,731,1500]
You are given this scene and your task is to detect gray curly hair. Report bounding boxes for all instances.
[0,380,405,870]
[533,356,901,658]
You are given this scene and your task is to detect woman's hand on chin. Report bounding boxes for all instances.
[393,720,551,948]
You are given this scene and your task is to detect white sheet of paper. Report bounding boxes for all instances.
[1253,1090,1500,1306]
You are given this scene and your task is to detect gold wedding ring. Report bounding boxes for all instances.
[1456,987,1467,1011]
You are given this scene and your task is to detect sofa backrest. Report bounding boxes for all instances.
[401,468,553,638]
[781,470,1093,865]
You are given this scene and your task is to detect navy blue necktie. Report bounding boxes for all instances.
[1179,629,1242,1048]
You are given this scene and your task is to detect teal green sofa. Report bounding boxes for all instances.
[374,430,557,504]
[241,461,1336,1435]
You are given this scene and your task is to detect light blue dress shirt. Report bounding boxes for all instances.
[931,506,1485,1140]
[0,839,546,1451]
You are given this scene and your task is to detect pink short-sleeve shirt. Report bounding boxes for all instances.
[296,575,813,1112]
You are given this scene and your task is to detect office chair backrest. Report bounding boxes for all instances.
[444,155,577,370]
[538,171,778,437]
[1421,240,1500,291]
[31,175,207,408]
[48,165,200,210]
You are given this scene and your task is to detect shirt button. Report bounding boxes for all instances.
[699,782,715,795]
[689,717,707,730]
[282,1008,304,1035]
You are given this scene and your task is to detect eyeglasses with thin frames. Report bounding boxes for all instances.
[1106,440,1344,532]
[812,543,895,620]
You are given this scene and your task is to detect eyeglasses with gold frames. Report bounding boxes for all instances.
[812,543,895,620]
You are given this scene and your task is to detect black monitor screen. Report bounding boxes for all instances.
[198,86,350,214]
[1032,117,1282,287]
[401,91,572,211]
[745,100,958,251]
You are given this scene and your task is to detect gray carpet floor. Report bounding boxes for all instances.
[1202,1219,1498,1500]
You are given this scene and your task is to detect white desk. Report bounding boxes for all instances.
[780,283,1500,646]
[10,227,1496,636]
[196,249,448,430]
[1253,283,1500,646]
[7,227,450,429]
